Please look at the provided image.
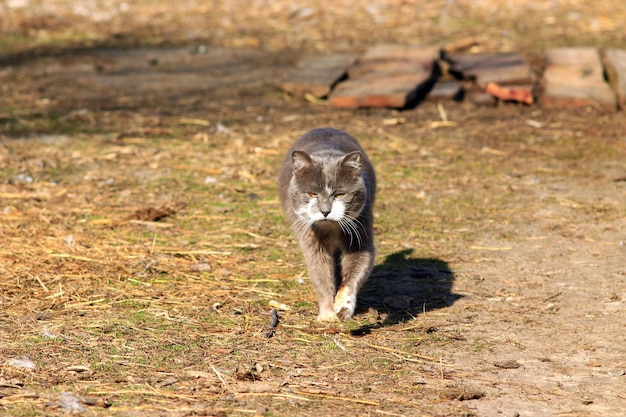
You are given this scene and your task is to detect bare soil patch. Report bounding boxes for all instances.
[1,1,625,416]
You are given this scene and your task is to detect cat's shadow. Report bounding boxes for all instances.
[354,249,462,332]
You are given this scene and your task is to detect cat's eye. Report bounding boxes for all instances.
[335,193,346,198]
[307,192,318,198]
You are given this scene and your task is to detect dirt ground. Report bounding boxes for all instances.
[1,1,625,416]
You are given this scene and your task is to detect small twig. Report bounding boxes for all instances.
[89,389,196,401]
[178,117,211,127]
[542,292,563,303]
[159,249,231,256]
[375,410,407,417]
[48,253,105,263]
[362,342,453,367]
[333,336,348,352]
[470,246,512,251]
[234,228,275,241]
[44,282,65,299]
[64,298,106,309]
[437,102,449,122]
[34,275,49,292]
[150,232,158,255]
[139,260,158,276]
[209,364,230,388]
[293,390,380,406]
[236,392,312,402]
[233,286,279,297]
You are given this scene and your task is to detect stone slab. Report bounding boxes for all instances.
[329,44,438,109]
[279,53,357,98]
[605,49,626,106]
[446,52,533,87]
[541,47,616,109]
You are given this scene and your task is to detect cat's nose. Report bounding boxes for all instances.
[319,201,332,217]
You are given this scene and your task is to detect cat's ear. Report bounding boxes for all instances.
[291,150,313,177]
[340,151,362,178]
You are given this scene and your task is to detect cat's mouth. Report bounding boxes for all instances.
[314,218,338,226]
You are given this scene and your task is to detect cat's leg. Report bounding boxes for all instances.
[300,241,339,322]
[334,247,375,320]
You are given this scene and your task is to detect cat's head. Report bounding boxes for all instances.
[289,150,367,226]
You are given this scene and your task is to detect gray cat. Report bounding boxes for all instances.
[278,128,376,322]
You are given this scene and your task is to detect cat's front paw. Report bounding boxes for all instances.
[334,287,356,321]
[317,310,339,322]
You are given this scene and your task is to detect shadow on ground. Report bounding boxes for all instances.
[354,249,461,333]
[1,45,296,127]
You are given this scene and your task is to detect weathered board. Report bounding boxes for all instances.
[605,49,626,107]
[329,44,439,109]
[446,52,533,87]
[280,54,357,98]
[541,47,616,110]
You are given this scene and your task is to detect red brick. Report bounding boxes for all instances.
[605,49,626,107]
[329,44,438,109]
[279,54,357,98]
[541,47,616,110]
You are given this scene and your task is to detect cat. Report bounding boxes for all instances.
[278,128,376,322]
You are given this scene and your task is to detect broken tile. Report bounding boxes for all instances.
[485,82,533,104]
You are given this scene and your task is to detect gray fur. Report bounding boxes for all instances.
[278,128,376,321]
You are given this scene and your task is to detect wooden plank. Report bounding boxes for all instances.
[279,54,357,98]
[446,52,533,87]
[329,44,439,109]
[356,43,439,63]
[330,73,435,108]
[541,47,616,110]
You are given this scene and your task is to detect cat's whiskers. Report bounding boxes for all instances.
[291,216,313,238]
[337,218,353,247]
[339,216,362,248]
[343,213,367,238]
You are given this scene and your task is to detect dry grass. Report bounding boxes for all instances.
[2,107,624,416]
[0,128,469,416]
